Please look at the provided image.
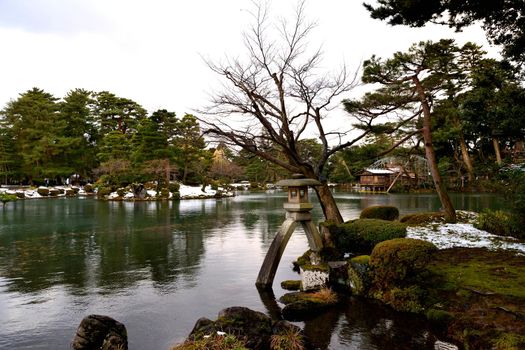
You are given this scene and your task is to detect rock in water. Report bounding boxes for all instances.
[71,314,127,350]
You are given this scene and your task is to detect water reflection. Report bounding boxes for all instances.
[0,192,502,349]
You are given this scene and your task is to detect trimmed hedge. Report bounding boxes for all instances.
[326,219,407,254]
[369,238,437,289]
[399,212,444,226]
[368,238,437,313]
[360,205,399,221]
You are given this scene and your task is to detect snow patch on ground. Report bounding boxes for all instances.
[407,221,525,255]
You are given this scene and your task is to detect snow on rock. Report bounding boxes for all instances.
[407,221,525,255]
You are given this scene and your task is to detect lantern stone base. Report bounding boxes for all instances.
[300,265,329,291]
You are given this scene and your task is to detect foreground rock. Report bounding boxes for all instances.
[279,289,339,321]
[176,306,308,350]
[71,315,127,350]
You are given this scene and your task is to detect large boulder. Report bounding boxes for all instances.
[184,306,306,350]
[71,314,127,350]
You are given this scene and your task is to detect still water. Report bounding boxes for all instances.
[0,191,502,349]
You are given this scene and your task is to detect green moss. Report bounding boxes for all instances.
[294,250,312,269]
[428,248,525,299]
[492,333,525,350]
[350,255,370,265]
[280,289,338,306]
[379,285,425,313]
[300,263,329,272]
[281,280,302,291]
[399,212,445,226]
[425,308,453,324]
[360,205,399,221]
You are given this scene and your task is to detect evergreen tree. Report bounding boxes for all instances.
[2,88,64,183]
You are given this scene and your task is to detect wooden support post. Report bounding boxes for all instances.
[256,218,297,288]
[256,217,324,288]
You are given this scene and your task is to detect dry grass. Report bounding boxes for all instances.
[171,333,248,350]
[310,288,338,304]
[270,327,305,350]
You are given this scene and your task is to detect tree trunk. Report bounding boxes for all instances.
[413,77,456,222]
[458,133,474,182]
[313,183,343,246]
[492,136,503,165]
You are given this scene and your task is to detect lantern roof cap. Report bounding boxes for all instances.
[276,174,321,187]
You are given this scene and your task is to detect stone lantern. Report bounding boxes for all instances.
[256,174,324,288]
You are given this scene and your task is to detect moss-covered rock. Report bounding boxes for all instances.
[280,289,338,321]
[84,184,94,193]
[360,205,399,221]
[325,219,407,255]
[183,306,306,350]
[347,255,370,296]
[65,189,75,196]
[281,280,302,291]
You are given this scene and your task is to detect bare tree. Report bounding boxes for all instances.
[199,1,375,226]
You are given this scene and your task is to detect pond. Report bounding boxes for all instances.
[0,190,503,349]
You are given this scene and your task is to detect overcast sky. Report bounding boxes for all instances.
[0,0,497,117]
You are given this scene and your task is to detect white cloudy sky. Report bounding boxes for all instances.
[0,0,497,117]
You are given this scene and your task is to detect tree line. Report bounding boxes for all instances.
[0,88,210,187]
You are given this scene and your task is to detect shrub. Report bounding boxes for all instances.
[116,188,126,197]
[159,188,170,198]
[0,193,18,205]
[369,238,437,289]
[360,205,399,221]
[84,184,94,193]
[96,186,113,198]
[37,187,49,196]
[399,212,445,226]
[169,182,180,193]
[475,209,519,237]
[327,219,407,254]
